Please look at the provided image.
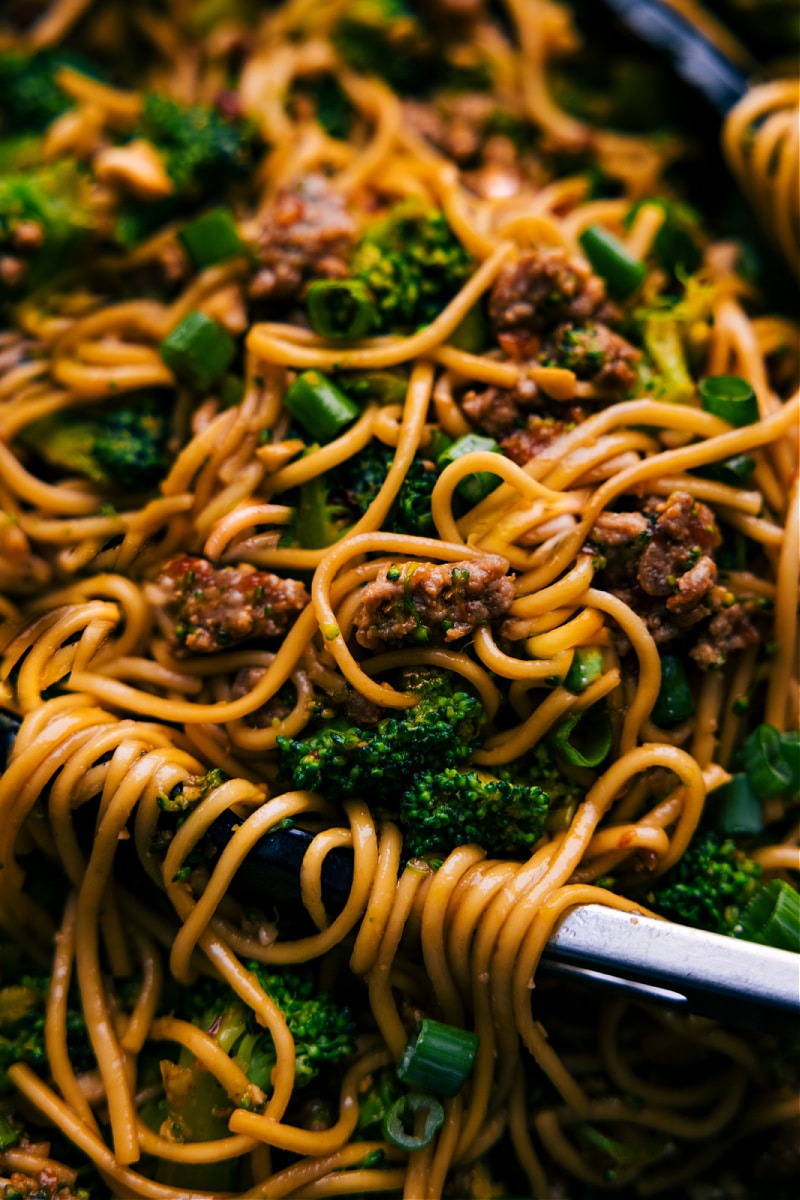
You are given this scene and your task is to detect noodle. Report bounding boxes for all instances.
[0,1,798,1198]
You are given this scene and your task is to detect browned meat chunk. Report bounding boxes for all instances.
[590,492,761,667]
[4,1171,83,1200]
[690,589,760,669]
[404,93,496,165]
[149,555,308,654]
[543,321,640,393]
[637,493,721,599]
[354,555,514,650]
[489,248,609,357]
[461,374,540,438]
[591,511,650,547]
[500,418,569,465]
[249,175,355,304]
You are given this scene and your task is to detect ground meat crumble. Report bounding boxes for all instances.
[354,555,515,650]
[249,174,356,305]
[590,492,760,668]
[148,555,309,654]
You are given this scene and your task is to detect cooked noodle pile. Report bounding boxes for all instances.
[0,1,798,1197]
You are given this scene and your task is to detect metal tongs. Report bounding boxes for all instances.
[205,813,800,1034]
[2,706,797,1033]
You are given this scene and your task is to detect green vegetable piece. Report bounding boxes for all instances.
[399,767,550,858]
[0,50,72,133]
[297,473,352,548]
[397,1019,480,1098]
[642,318,694,404]
[437,432,502,506]
[549,706,613,768]
[693,452,756,487]
[651,656,695,727]
[625,198,702,275]
[743,723,796,798]
[646,831,762,936]
[579,225,647,299]
[699,375,759,426]
[735,879,800,952]
[178,207,245,269]
[284,370,360,441]
[564,648,603,695]
[714,774,763,836]
[448,303,489,354]
[779,731,800,795]
[0,1112,19,1150]
[382,1092,445,1150]
[306,278,377,340]
[160,311,236,392]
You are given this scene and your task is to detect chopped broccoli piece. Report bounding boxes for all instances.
[138,93,254,201]
[355,1067,403,1139]
[645,831,763,935]
[277,667,484,802]
[400,767,550,858]
[332,0,432,91]
[0,51,72,134]
[173,963,356,1108]
[0,161,94,293]
[348,202,474,332]
[289,74,355,140]
[21,393,172,492]
[0,968,92,1093]
[326,441,439,538]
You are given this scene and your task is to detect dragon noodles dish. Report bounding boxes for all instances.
[0,0,799,1197]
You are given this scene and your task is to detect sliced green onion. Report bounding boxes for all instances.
[284,370,360,442]
[396,1019,480,1098]
[160,311,236,392]
[780,731,800,796]
[698,375,759,426]
[306,278,376,340]
[0,1112,19,1150]
[651,656,695,727]
[743,724,795,799]
[549,706,613,768]
[578,225,647,298]
[382,1093,445,1151]
[693,453,756,487]
[564,648,604,695]
[178,207,245,269]
[437,433,502,507]
[714,774,763,836]
[735,879,800,952]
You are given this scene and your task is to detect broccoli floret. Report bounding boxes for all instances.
[21,394,172,492]
[332,0,432,91]
[400,767,550,858]
[277,667,484,802]
[0,968,92,1093]
[138,93,254,201]
[355,1067,402,1139]
[349,202,474,333]
[505,742,587,817]
[324,441,438,539]
[172,964,356,1110]
[0,51,72,134]
[0,161,94,293]
[645,831,763,935]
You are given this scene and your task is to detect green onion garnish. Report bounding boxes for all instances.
[382,1093,445,1151]
[693,453,756,487]
[698,376,759,426]
[396,1019,480,1098]
[564,647,604,695]
[160,311,236,392]
[178,207,245,269]
[306,278,376,340]
[743,724,795,799]
[578,225,647,299]
[651,656,695,727]
[549,706,613,768]
[714,774,763,836]
[284,370,360,442]
[437,433,502,507]
[735,879,800,953]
